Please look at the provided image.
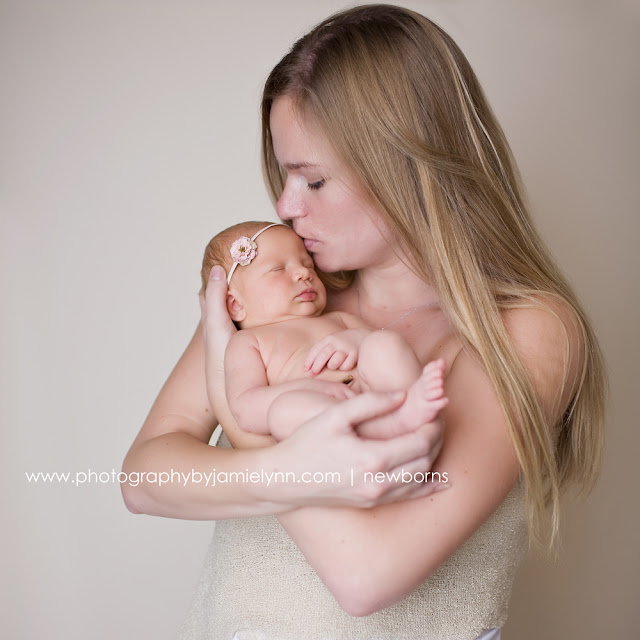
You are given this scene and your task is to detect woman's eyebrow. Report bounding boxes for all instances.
[283,161,319,171]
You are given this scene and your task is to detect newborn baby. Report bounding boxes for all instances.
[201,221,448,441]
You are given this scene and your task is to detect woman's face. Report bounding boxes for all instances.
[269,96,396,274]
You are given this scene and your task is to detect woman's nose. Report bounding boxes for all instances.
[276,182,303,221]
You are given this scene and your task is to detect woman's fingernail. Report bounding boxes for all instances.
[210,266,225,281]
[430,481,451,492]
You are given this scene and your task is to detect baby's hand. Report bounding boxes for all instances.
[304,329,371,376]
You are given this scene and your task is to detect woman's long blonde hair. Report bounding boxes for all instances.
[260,4,606,549]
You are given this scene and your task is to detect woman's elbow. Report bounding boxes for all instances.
[329,569,400,617]
[120,471,166,516]
[336,592,383,618]
[120,450,151,515]
[121,482,144,514]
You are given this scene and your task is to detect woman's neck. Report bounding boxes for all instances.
[345,263,441,328]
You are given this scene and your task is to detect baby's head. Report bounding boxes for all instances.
[202,221,327,329]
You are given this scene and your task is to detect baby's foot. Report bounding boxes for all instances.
[395,359,449,433]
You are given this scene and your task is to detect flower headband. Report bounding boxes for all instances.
[227,223,287,284]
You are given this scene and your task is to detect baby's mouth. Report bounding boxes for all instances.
[296,288,317,301]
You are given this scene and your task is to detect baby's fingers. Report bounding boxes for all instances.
[326,351,348,370]
[308,345,337,375]
[338,352,358,371]
[304,339,329,371]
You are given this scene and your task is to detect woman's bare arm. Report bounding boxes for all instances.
[121,322,289,519]
[272,304,584,616]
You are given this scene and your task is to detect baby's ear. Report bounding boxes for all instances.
[226,291,247,323]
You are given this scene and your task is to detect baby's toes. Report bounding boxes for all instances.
[425,380,445,400]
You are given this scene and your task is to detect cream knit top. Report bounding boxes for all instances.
[179,432,528,640]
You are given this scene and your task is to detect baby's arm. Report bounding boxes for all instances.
[224,331,272,434]
[225,331,354,435]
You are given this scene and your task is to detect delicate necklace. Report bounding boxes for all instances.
[380,303,440,331]
[356,286,440,330]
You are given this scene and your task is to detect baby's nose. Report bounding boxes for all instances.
[295,265,312,280]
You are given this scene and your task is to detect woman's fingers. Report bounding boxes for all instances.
[201,265,236,360]
[315,380,355,400]
[380,440,448,500]
[364,419,443,473]
[378,470,451,504]
[351,424,445,506]
[198,290,208,337]
[333,390,407,430]
[205,266,230,321]
[270,391,446,509]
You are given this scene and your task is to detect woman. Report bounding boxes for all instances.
[122,5,606,639]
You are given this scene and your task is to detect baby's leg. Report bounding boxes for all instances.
[268,390,338,441]
[358,329,423,391]
[357,331,448,439]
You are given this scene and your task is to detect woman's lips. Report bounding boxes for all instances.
[303,238,318,251]
[297,289,317,301]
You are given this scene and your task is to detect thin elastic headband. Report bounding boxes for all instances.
[226,223,287,284]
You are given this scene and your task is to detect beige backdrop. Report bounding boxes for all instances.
[2,0,638,638]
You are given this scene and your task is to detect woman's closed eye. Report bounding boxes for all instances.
[307,179,326,191]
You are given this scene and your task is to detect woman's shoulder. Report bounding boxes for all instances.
[501,293,584,360]
[500,293,585,423]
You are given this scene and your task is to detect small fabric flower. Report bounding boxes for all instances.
[230,236,258,266]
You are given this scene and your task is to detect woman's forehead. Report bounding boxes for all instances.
[270,96,332,168]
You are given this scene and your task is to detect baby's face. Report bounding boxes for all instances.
[231,226,327,329]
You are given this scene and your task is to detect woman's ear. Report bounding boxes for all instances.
[226,291,247,323]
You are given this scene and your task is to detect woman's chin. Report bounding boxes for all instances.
[313,254,351,274]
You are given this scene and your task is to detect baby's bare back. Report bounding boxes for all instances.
[251,312,355,386]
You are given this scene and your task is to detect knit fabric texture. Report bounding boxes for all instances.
[179,432,528,640]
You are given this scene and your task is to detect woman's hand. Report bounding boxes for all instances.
[199,265,237,414]
[261,390,448,509]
